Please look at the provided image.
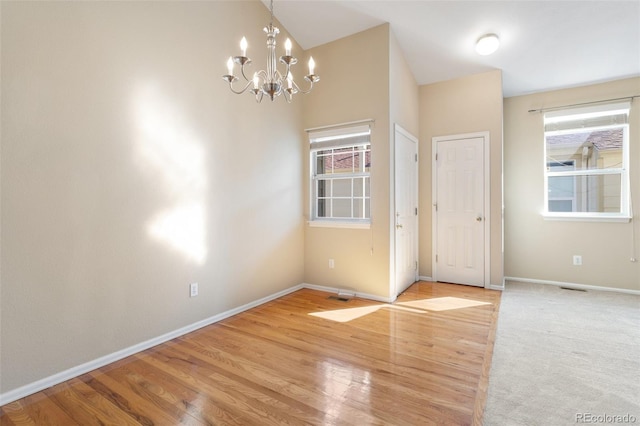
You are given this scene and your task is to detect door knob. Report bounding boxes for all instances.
[476,216,483,222]
[396,224,403,229]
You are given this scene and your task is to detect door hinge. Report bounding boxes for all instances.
[415,261,418,270]
[415,207,418,215]
[435,254,438,262]
[433,203,437,212]
[435,153,438,161]
[415,153,418,162]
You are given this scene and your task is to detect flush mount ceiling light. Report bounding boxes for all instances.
[475,33,500,56]
[222,0,319,103]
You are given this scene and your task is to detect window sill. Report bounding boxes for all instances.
[307,220,371,229]
[542,213,631,223]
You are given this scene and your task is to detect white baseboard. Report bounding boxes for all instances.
[418,276,503,291]
[301,283,394,303]
[0,283,304,406]
[504,276,640,296]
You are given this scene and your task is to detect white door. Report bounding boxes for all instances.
[434,136,486,287]
[394,125,418,295]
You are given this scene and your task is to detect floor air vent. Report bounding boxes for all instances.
[560,287,587,292]
[327,295,352,302]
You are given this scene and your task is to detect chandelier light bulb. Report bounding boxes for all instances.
[240,37,248,57]
[285,38,292,56]
[308,57,315,75]
[253,73,259,89]
[475,34,500,55]
[226,57,234,75]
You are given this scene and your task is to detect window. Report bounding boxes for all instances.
[543,102,631,221]
[309,123,371,226]
[547,160,576,212]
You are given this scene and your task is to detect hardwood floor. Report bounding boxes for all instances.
[1,282,501,425]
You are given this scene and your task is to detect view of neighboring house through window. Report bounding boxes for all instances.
[543,101,631,220]
[309,123,371,224]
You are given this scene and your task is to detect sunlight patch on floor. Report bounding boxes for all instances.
[396,296,491,312]
[310,297,492,323]
[309,304,425,323]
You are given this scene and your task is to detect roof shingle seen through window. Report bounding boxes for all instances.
[547,128,623,151]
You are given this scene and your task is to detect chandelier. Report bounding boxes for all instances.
[222,0,319,103]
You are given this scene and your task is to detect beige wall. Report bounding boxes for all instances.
[389,31,420,138]
[1,1,304,394]
[504,77,640,290]
[418,70,504,287]
[302,25,392,299]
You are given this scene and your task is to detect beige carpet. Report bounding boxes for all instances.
[484,282,640,425]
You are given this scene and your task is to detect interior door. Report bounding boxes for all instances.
[434,136,485,287]
[394,125,418,295]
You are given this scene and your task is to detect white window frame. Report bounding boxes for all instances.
[547,160,576,212]
[308,123,372,228]
[543,101,631,222]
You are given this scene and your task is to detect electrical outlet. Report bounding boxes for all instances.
[573,255,582,266]
[329,259,335,269]
[190,282,198,297]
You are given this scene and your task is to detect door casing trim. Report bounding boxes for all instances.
[391,124,419,298]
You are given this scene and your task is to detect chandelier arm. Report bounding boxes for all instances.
[290,78,301,91]
[281,63,291,80]
[228,79,254,95]
[291,77,316,95]
[239,63,253,82]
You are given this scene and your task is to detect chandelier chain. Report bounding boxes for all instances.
[269,0,274,26]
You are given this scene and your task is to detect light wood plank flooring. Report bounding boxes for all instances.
[1,281,501,425]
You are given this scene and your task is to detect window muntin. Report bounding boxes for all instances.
[309,124,371,223]
[543,102,630,220]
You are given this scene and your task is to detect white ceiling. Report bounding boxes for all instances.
[267,0,640,97]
